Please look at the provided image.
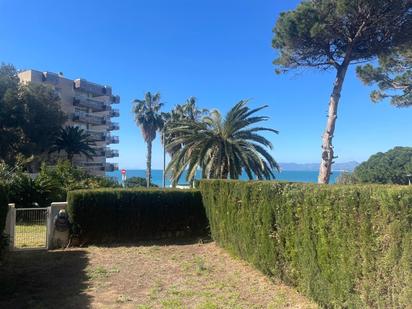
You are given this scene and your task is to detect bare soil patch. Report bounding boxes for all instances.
[0,240,317,308]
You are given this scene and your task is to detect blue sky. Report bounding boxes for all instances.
[1,0,411,169]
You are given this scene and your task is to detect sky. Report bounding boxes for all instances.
[1,0,411,169]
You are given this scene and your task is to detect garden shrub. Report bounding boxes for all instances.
[124,176,158,188]
[36,160,120,202]
[0,160,120,208]
[67,188,208,243]
[199,180,412,308]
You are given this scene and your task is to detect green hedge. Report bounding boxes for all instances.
[67,188,208,243]
[199,180,412,308]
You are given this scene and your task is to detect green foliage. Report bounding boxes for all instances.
[357,47,412,107]
[272,0,411,183]
[354,146,412,184]
[124,177,158,188]
[335,171,359,184]
[0,161,59,208]
[162,97,208,157]
[10,173,59,208]
[166,100,279,184]
[272,0,411,72]
[132,92,164,143]
[1,160,119,207]
[36,160,120,201]
[67,189,208,243]
[199,180,412,308]
[0,64,66,164]
[49,126,96,163]
[132,92,165,187]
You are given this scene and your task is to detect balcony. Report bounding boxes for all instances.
[92,148,106,156]
[105,148,119,158]
[78,162,105,171]
[108,122,119,131]
[111,95,120,104]
[91,147,119,158]
[105,163,119,172]
[106,135,119,144]
[87,131,106,142]
[74,79,112,97]
[73,112,106,126]
[110,109,120,117]
[79,162,103,167]
[73,96,109,112]
[42,72,60,85]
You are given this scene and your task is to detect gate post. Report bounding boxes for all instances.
[4,203,16,250]
[47,202,68,249]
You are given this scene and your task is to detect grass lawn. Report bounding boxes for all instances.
[0,240,317,308]
[14,224,47,248]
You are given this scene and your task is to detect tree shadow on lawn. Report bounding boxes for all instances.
[0,250,91,309]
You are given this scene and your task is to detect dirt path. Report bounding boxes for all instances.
[0,241,317,308]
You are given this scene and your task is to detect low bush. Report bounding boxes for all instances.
[67,188,208,243]
[199,180,412,308]
[1,160,120,208]
[124,176,158,188]
[36,160,120,202]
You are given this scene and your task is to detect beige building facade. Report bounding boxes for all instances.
[18,69,119,176]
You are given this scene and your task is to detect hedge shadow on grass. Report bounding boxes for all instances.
[79,236,213,249]
[0,250,91,308]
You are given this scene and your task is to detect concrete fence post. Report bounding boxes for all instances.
[4,203,16,250]
[47,202,68,250]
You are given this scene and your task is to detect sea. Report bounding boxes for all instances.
[107,169,343,186]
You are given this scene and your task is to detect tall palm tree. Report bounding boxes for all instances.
[163,97,208,157]
[49,126,96,164]
[162,97,208,186]
[179,97,208,122]
[132,92,164,188]
[166,100,279,184]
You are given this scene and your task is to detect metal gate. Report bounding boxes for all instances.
[13,207,49,250]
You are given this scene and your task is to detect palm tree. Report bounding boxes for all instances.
[166,100,279,184]
[163,97,208,157]
[161,97,208,187]
[179,97,208,122]
[49,126,96,164]
[132,92,164,188]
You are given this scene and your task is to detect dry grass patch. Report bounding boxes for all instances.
[0,241,317,308]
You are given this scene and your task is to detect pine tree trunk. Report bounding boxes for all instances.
[318,63,350,184]
[146,140,152,188]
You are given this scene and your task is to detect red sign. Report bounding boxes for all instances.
[121,169,126,175]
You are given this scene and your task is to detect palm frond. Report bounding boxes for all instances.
[165,99,279,183]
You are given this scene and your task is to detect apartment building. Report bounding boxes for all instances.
[18,69,119,176]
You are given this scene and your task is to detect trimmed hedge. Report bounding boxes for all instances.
[67,188,208,243]
[199,180,412,308]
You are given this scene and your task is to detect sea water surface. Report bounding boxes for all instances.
[107,169,342,186]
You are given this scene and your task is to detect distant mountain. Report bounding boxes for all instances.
[279,161,359,172]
